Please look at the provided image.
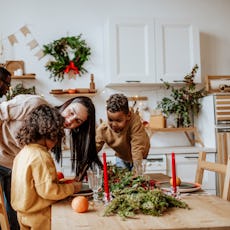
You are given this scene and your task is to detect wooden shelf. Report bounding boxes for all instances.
[206,75,230,93]
[49,92,97,97]
[50,88,97,97]
[12,74,36,79]
[148,127,204,147]
[128,96,148,101]
[150,127,196,132]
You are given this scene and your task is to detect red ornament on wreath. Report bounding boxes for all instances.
[64,61,80,79]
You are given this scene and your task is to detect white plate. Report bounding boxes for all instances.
[156,181,201,193]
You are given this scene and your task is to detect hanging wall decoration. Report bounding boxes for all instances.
[2,25,45,60]
[42,34,91,82]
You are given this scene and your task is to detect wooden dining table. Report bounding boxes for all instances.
[51,174,230,230]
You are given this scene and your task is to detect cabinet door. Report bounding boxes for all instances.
[106,18,155,83]
[167,153,216,193]
[155,20,201,83]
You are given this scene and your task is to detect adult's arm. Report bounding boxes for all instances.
[0,94,49,121]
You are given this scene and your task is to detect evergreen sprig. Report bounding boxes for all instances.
[104,188,189,220]
[157,65,207,127]
[43,34,91,81]
[6,83,36,101]
[103,165,189,220]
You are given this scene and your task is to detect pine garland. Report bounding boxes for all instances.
[6,83,36,101]
[43,34,91,81]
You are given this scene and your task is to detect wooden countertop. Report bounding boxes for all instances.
[52,195,230,230]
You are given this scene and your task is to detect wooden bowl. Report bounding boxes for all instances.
[68,89,77,94]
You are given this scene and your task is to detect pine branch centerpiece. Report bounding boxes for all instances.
[43,34,91,82]
[103,165,189,220]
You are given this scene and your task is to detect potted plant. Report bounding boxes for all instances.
[157,65,207,127]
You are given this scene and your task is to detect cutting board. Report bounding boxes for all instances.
[5,60,24,76]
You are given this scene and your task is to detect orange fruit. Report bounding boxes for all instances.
[71,196,89,213]
[170,177,181,186]
[142,121,149,127]
[57,171,64,180]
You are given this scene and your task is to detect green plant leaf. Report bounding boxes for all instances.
[157,65,207,127]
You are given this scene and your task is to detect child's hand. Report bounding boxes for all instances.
[73,181,82,193]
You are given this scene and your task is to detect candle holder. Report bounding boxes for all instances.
[170,186,181,199]
[103,192,112,206]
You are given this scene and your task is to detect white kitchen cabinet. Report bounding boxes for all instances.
[166,153,216,194]
[155,19,201,83]
[106,17,156,84]
[145,154,167,174]
[106,17,201,85]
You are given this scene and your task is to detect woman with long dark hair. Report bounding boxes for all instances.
[54,96,102,179]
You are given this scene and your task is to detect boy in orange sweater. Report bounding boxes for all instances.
[96,93,150,170]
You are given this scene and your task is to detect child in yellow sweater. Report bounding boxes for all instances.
[11,104,81,230]
[96,93,150,170]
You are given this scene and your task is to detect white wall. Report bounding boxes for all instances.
[1,0,230,147]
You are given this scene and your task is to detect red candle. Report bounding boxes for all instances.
[171,152,177,193]
[102,152,110,202]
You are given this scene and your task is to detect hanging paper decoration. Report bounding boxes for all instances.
[3,25,45,60]
[34,50,45,60]
[8,34,18,46]
[27,39,38,50]
[0,36,3,56]
[20,26,31,37]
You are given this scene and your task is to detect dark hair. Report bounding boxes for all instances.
[16,104,65,146]
[106,93,129,114]
[0,67,11,81]
[53,96,102,179]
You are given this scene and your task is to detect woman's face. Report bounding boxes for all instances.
[61,102,88,129]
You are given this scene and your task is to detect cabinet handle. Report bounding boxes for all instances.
[184,156,198,159]
[147,158,164,162]
[125,80,140,83]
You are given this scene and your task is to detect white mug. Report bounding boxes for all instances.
[17,69,23,76]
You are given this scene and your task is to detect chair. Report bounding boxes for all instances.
[0,185,10,230]
[195,151,230,201]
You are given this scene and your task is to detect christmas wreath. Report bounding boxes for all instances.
[43,34,91,81]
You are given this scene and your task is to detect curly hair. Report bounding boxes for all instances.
[106,93,129,114]
[17,104,65,146]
